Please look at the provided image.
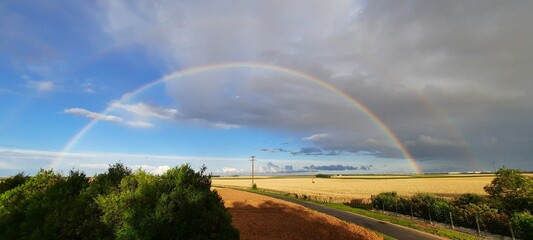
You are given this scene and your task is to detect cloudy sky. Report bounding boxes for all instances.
[1,0,532,176]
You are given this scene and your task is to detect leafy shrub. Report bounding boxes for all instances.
[0,164,238,240]
[410,192,439,219]
[346,198,372,209]
[480,210,510,236]
[484,168,533,213]
[0,169,63,239]
[430,199,453,223]
[0,169,111,240]
[97,165,239,239]
[369,169,533,238]
[372,192,399,212]
[454,193,487,206]
[0,172,29,194]
[511,211,533,240]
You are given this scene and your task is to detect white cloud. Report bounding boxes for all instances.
[127,121,153,128]
[108,101,240,129]
[222,167,243,173]
[209,122,240,130]
[112,102,178,120]
[84,88,95,93]
[77,163,110,169]
[27,80,55,92]
[65,108,154,128]
[82,82,95,93]
[257,162,281,173]
[303,133,331,142]
[64,108,123,122]
[131,164,171,175]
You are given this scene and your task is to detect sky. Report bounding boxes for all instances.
[1,0,532,176]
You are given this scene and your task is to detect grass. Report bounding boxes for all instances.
[235,187,483,240]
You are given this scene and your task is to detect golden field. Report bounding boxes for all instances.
[212,175,502,203]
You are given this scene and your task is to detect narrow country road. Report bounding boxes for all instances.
[254,191,446,240]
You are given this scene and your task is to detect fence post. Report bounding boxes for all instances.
[449,211,455,230]
[428,205,433,225]
[475,214,481,236]
[395,199,398,214]
[410,204,414,220]
[382,202,385,212]
[509,221,515,240]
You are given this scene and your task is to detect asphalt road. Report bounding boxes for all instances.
[261,193,446,240]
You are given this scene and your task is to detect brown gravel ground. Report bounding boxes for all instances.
[216,188,382,240]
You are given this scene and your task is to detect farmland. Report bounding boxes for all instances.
[212,174,501,203]
[216,188,381,240]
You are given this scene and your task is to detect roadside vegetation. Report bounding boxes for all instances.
[216,168,531,239]
[243,187,480,240]
[371,168,533,239]
[0,163,239,240]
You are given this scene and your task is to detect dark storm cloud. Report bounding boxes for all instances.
[359,165,373,171]
[290,147,342,156]
[303,164,358,171]
[258,162,372,173]
[257,148,291,153]
[99,1,533,171]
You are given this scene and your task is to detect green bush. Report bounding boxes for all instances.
[0,172,29,194]
[97,165,239,239]
[0,169,111,240]
[370,174,533,238]
[484,168,533,213]
[511,211,533,240]
[372,192,398,211]
[430,199,453,223]
[410,192,438,219]
[0,164,239,240]
[454,193,487,206]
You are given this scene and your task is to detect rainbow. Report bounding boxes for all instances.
[52,62,422,173]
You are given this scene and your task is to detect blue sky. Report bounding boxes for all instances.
[1,0,533,176]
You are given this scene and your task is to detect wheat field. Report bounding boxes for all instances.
[212,175,497,203]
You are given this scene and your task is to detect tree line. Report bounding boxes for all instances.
[0,163,239,240]
[371,168,533,239]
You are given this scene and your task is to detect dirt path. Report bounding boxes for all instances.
[216,188,381,240]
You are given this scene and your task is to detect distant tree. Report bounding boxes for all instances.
[484,168,533,213]
[0,172,29,194]
[315,174,331,178]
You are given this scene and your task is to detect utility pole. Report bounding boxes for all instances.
[250,156,256,186]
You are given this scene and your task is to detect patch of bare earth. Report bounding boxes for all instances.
[216,188,382,240]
